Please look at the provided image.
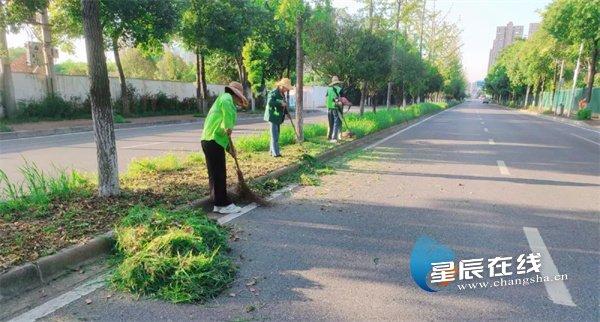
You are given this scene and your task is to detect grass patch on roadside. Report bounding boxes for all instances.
[0,121,12,132]
[110,206,235,303]
[0,102,445,272]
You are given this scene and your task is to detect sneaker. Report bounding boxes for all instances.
[329,139,338,143]
[217,203,242,214]
[213,206,221,212]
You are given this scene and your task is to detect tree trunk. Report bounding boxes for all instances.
[81,0,119,197]
[0,14,16,118]
[386,82,392,109]
[112,37,130,115]
[524,84,530,108]
[568,42,584,117]
[359,82,367,115]
[39,8,55,96]
[585,39,597,104]
[295,15,304,142]
[235,55,252,111]
[195,50,208,115]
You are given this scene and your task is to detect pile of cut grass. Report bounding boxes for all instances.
[110,206,235,303]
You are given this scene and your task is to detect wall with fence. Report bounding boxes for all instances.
[10,72,328,109]
[536,87,599,115]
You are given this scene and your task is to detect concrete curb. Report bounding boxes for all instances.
[0,109,324,141]
[493,104,599,132]
[0,107,442,302]
[0,232,114,302]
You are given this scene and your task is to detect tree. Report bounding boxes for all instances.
[543,0,600,103]
[155,50,194,82]
[1,0,49,118]
[180,0,253,115]
[119,47,157,80]
[81,0,119,197]
[51,0,178,115]
[55,59,88,75]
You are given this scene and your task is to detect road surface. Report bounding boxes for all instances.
[7,102,600,321]
[0,112,328,184]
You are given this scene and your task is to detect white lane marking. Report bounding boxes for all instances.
[570,133,600,147]
[364,107,455,150]
[217,184,299,225]
[496,160,510,175]
[515,110,600,135]
[484,128,489,133]
[8,274,107,322]
[122,141,166,149]
[488,139,495,145]
[523,227,576,307]
[480,121,485,125]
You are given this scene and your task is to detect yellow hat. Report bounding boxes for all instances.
[276,78,293,91]
[329,76,343,86]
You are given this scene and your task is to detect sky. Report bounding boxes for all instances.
[6,0,552,83]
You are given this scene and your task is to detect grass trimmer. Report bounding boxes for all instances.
[227,136,268,206]
[335,108,355,139]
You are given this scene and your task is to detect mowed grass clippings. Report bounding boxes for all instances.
[110,206,235,303]
[0,102,446,272]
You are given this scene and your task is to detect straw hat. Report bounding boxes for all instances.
[276,78,293,91]
[329,76,343,86]
[225,81,248,107]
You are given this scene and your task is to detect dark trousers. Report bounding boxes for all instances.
[201,140,231,207]
[327,109,342,140]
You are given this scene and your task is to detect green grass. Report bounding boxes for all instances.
[576,108,592,120]
[110,206,235,303]
[0,162,92,218]
[126,154,186,176]
[0,121,12,132]
[114,114,129,124]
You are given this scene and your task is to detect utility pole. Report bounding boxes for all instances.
[39,8,56,96]
[567,43,583,118]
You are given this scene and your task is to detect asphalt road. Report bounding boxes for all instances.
[9,101,600,321]
[0,111,328,184]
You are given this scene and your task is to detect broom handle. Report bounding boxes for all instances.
[283,101,301,142]
[228,136,245,180]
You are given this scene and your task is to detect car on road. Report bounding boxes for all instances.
[482,98,490,104]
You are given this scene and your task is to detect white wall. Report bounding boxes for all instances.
[12,72,327,108]
[12,72,226,103]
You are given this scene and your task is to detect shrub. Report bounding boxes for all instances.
[114,114,128,124]
[576,108,592,120]
[15,95,91,121]
[0,121,12,132]
[111,206,234,303]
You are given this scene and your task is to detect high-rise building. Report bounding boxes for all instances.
[487,22,524,71]
[527,23,540,38]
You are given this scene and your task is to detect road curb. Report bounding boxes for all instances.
[494,104,599,132]
[0,232,114,302]
[0,106,444,301]
[0,109,324,141]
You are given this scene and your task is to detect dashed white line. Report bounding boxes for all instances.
[488,139,495,145]
[570,133,600,147]
[8,274,108,322]
[364,107,455,150]
[496,160,510,175]
[122,141,166,149]
[480,121,485,125]
[523,227,576,307]
[484,128,489,133]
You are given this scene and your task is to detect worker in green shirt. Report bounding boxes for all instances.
[201,81,248,214]
[263,78,293,157]
[326,76,344,142]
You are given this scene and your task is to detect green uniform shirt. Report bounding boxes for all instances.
[326,85,342,109]
[201,92,237,149]
[263,88,286,124]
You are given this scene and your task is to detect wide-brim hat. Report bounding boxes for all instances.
[225,81,248,107]
[329,76,343,86]
[276,78,293,91]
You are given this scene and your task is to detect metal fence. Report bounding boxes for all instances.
[537,87,600,115]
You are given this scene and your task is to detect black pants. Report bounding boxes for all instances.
[201,140,231,207]
[327,109,342,140]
